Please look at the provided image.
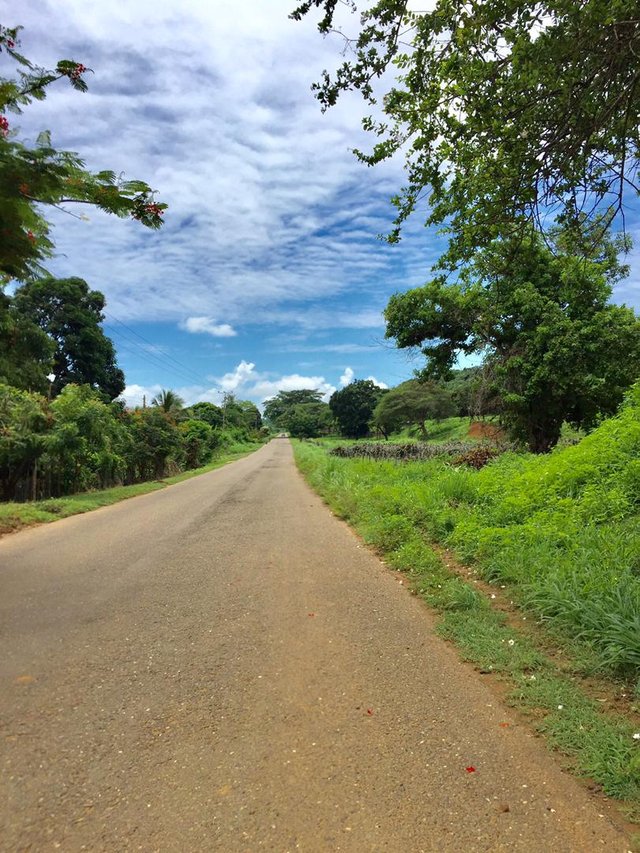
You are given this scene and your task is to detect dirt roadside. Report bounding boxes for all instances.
[0,439,631,851]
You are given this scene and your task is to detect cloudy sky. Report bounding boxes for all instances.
[11,1,640,407]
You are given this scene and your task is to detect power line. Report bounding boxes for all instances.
[103,311,213,388]
[106,334,204,388]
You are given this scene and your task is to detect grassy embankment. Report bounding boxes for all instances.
[294,389,640,818]
[0,441,263,537]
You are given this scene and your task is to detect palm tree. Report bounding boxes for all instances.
[151,388,184,416]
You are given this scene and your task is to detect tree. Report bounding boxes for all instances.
[13,276,125,400]
[329,379,386,438]
[45,383,129,493]
[372,380,455,439]
[151,388,185,417]
[285,402,334,438]
[0,25,166,283]
[187,401,224,429]
[179,419,215,469]
[442,368,500,419]
[292,2,640,264]
[385,232,640,452]
[263,389,324,429]
[0,289,53,392]
[130,407,181,480]
[0,382,48,500]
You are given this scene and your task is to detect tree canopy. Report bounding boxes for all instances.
[372,379,455,439]
[14,276,125,401]
[292,1,640,263]
[0,24,166,282]
[329,379,386,438]
[285,401,334,438]
[263,389,325,429]
[385,232,640,451]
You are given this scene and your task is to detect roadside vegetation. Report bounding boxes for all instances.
[294,384,640,814]
[0,31,265,515]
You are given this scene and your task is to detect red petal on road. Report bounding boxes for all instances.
[465,766,476,773]
[366,708,374,716]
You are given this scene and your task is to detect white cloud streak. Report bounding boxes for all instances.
[181,317,237,337]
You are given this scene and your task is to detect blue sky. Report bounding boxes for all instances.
[11,1,640,407]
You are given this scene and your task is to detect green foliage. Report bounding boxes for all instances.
[372,379,455,438]
[0,289,53,392]
[294,421,640,806]
[292,3,640,263]
[0,25,166,282]
[45,384,129,492]
[0,381,265,501]
[285,401,333,438]
[263,389,324,429]
[295,385,640,676]
[386,233,640,451]
[14,277,125,400]
[0,383,48,499]
[151,388,185,416]
[329,379,386,438]
[187,401,224,429]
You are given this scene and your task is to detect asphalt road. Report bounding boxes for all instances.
[0,439,630,851]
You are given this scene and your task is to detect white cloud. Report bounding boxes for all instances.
[118,383,162,408]
[338,366,387,389]
[12,0,450,337]
[251,374,336,403]
[216,360,335,403]
[181,317,237,337]
[218,360,257,392]
[340,367,355,386]
[366,375,388,389]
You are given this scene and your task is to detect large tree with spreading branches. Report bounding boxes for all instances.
[292,1,640,264]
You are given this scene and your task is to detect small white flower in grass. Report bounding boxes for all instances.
[557,705,564,710]
[633,733,640,740]
[508,639,515,647]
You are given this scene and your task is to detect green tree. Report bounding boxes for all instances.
[292,2,640,263]
[263,389,324,429]
[179,419,215,469]
[372,380,455,439]
[130,407,181,480]
[187,401,224,429]
[285,402,333,438]
[329,379,386,438]
[45,384,128,493]
[0,25,166,282]
[0,382,48,500]
[385,233,640,451]
[0,289,53,392]
[13,276,125,400]
[151,388,185,417]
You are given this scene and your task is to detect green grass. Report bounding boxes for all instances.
[0,443,262,535]
[293,391,640,813]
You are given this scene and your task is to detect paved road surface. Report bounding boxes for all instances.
[0,439,629,851]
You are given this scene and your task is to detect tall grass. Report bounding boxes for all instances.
[295,384,640,678]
